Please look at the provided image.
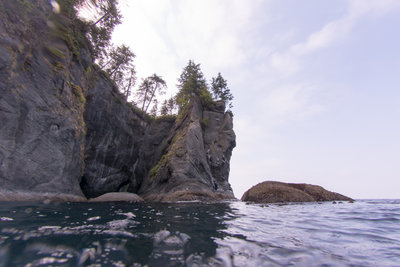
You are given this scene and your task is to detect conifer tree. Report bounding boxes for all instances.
[136,74,166,113]
[211,72,233,110]
[175,60,208,110]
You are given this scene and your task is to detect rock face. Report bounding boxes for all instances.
[80,71,148,198]
[0,1,88,198]
[0,1,236,202]
[241,181,353,203]
[138,98,236,202]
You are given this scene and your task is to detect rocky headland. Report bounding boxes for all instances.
[241,181,353,203]
[0,1,235,202]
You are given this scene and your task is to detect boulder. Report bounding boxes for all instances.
[89,192,144,202]
[241,181,353,203]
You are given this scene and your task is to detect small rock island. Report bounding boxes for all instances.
[241,181,353,203]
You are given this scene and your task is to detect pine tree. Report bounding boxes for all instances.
[176,60,208,110]
[211,72,233,110]
[135,74,166,113]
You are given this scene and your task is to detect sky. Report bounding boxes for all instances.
[111,0,400,199]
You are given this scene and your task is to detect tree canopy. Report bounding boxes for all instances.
[211,72,233,110]
[136,74,167,113]
[175,60,208,110]
[175,61,232,113]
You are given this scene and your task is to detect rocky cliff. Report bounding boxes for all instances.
[138,99,235,202]
[0,1,235,202]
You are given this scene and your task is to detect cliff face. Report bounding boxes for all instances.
[138,98,236,202]
[0,1,236,202]
[0,1,88,198]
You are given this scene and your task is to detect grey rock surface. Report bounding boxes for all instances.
[80,72,147,198]
[139,98,236,202]
[241,181,353,203]
[0,1,87,197]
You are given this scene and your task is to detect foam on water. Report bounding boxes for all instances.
[0,200,399,266]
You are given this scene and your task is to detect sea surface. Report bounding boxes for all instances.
[0,199,399,266]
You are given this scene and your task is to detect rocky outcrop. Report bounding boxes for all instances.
[0,1,236,202]
[138,98,236,202]
[241,181,353,203]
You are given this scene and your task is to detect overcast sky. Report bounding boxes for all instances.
[112,0,400,199]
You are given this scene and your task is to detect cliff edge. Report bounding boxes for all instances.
[0,1,235,202]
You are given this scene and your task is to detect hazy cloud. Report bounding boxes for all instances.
[269,0,400,76]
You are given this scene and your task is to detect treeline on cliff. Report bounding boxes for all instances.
[57,0,234,119]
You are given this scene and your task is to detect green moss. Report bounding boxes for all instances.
[46,46,67,59]
[176,103,189,122]
[53,61,66,74]
[67,81,86,104]
[50,17,85,60]
[149,154,168,183]
[128,102,153,122]
[153,114,177,123]
[200,116,210,130]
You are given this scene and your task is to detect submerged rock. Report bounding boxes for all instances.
[241,181,353,203]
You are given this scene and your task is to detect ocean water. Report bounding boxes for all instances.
[0,200,399,266]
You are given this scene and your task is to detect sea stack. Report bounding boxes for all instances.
[241,181,353,203]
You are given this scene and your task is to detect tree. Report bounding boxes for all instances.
[60,0,122,60]
[167,97,176,114]
[135,74,167,113]
[119,67,136,100]
[160,97,176,115]
[81,0,122,60]
[101,45,135,80]
[175,60,208,110]
[98,44,136,99]
[211,72,233,110]
[150,99,158,116]
[160,100,169,116]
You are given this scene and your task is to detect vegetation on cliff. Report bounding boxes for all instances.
[55,0,234,119]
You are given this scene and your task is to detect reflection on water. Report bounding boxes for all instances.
[0,200,400,266]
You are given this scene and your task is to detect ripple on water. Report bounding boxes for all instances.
[0,200,399,266]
